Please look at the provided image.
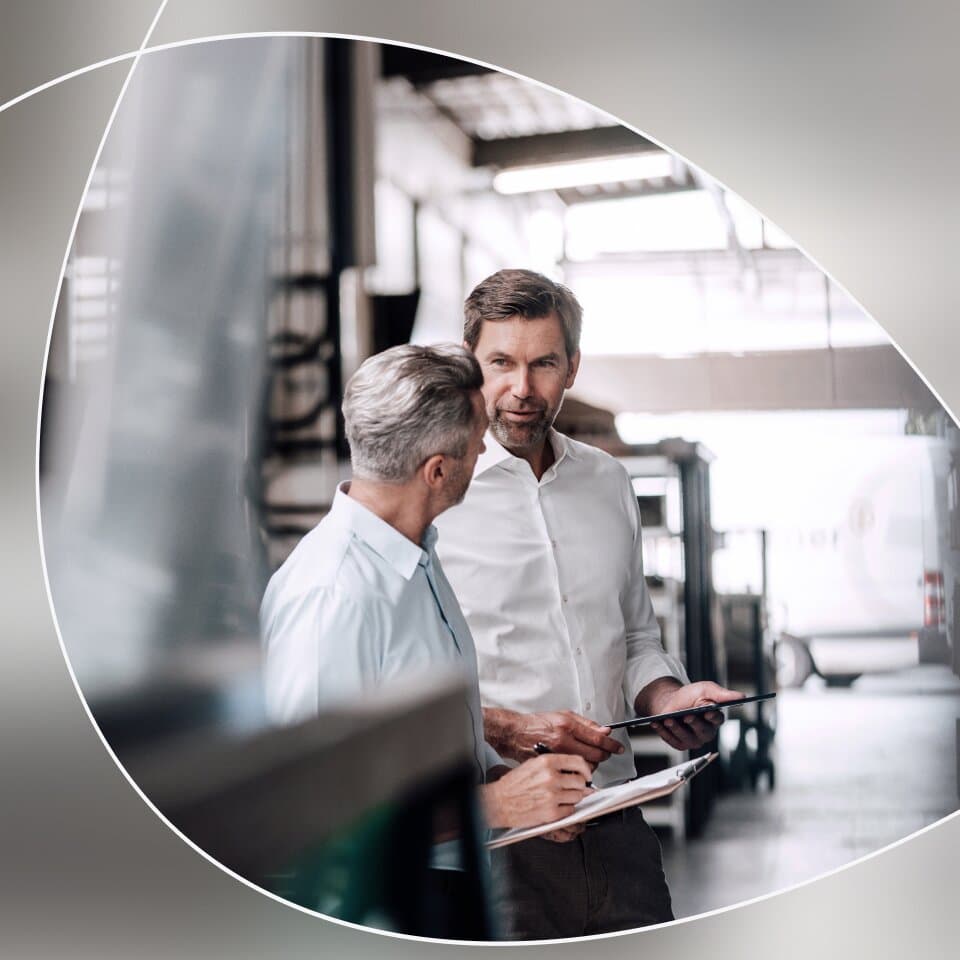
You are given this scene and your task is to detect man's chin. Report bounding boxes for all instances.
[490,418,549,452]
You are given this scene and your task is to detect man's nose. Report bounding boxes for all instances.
[510,365,533,398]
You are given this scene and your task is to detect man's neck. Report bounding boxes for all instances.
[346,478,432,546]
[506,432,556,482]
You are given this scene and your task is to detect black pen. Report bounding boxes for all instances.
[534,741,594,788]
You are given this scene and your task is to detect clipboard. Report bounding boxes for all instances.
[486,753,717,849]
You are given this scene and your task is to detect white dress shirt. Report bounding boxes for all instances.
[260,485,500,786]
[434,429,688,787]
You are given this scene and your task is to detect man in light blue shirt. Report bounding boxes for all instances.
[261,344,593,897]
[261,472,498,782]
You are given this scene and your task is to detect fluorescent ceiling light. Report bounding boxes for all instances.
[493,151,675,195]
[565,190,728,258]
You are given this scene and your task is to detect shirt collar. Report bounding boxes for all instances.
[329,483,431,581]
[473,427,580,479]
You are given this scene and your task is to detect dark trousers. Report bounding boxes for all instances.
[489,807,673,940]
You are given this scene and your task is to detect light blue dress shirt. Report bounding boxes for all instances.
[261,484,500,791]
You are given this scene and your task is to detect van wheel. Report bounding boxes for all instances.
[824,673,860,688]
[776,636,813,688]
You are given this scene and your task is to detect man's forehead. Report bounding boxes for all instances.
[475,312,565,352]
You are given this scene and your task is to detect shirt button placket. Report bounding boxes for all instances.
[543,489,586,712]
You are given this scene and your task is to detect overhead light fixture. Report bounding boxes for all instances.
[492,151,675,195]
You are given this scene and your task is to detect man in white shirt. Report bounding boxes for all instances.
[261,344,593,934]
[434,270,742,938]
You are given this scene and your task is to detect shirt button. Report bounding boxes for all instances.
[561,594,568,603]
[550,539,558,548]
[576,647,582,655]
[585,701,592,711]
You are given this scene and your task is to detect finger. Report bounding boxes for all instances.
[680,714,716,741]
[664,717,704,748]
[695,682,744,704]
[553,737,609,765]
[554,714,622,755]
[542,770,593,796]
[554,772,594,792]
[557,788,592,806]
[546,753,593,780]
[573,731,624,755]
[652,721,692,751]
[566,718,624,754]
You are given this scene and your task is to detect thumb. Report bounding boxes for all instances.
[697,682,743,702]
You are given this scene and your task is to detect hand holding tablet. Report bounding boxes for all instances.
[606,692,776,731]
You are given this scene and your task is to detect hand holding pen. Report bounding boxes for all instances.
[534,741,596,788]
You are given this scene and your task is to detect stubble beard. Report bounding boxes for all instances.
[489,407,553,455]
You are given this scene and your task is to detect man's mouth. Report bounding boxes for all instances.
[499,408,543,421]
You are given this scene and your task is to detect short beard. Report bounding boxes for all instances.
[489,408,552,454]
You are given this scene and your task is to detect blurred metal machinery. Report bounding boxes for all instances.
[39,40,491,936]
[261,40,377,568]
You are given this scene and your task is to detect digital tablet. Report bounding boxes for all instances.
[606,692,776,730]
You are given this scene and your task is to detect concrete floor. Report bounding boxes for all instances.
[659,664,960,919]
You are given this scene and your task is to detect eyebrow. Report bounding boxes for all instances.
[482,350,562,363]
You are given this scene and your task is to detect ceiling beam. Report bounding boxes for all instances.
[571,345,940,414]
[380,47,491,84]
[473,125,660,169]
[557,169,697,205]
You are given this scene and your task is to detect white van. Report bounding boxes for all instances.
[764,435,956,686]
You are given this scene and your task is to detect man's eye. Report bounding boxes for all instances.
[490,358,507,366]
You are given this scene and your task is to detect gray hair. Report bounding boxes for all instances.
[343,343,483,483]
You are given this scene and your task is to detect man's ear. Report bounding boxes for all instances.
[421,453,446,491]
[565,349,581,389]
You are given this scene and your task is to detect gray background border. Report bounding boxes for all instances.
[1,2,957,957]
